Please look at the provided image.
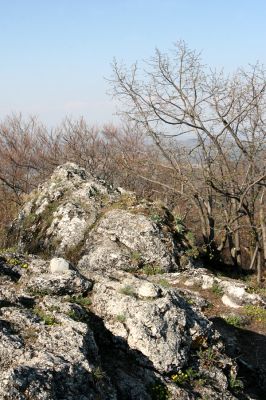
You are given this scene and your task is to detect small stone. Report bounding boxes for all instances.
[137,282,160,298]
[221,294,241,308]
[202,275,215,289]
[184,278,198,287]
[50,257,70,273]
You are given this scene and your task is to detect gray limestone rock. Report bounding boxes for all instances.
[1,164,254,399]
[15,257,93,296]
[50,257,70,273]
[91,271,215,373]
[0,256,116,400]
[171,268,266,308]
[91,210,177,272]
[10,163,180,274]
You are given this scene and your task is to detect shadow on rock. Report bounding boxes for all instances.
[86,311,167,400]
[210,317,266,400]
[0,257,21,282]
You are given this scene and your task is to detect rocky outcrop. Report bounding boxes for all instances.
[170,267,266,308]
[0,250,238,400]
[1,163,262,399]
[10,163,182,274]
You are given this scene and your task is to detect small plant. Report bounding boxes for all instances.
[42,202,60,226]
[246,285,266,296]
[67,309,85,322]
[197,347,220,368]
[194,377,208,387]
[211,282,224,296]
[186,298,195,306]
[6,258,19,266]
[116,314,126,323]
[91,366,106,381]
[171,367,198,386]
[150,214,163,225]
[142,264,164,275]
[185,231,196,245]
[203,301,213,309]
[23,212,38,228]
[48,305,60,312]
[110,193,137,209]
[34,308,58,326]
[68,295,92,307]
[28,288,51,297]
[229,373,244,392]
[149,380,169,400]
[119,285,136,297]
[174,215,185,234]
[243,305,266,323]
[157,278,170,288]
[129,251,143,271]
[6,257,29,269]
[0,246,18,254]
[223,314,246,328]
[131,251,142,262]
[185,247,200,259]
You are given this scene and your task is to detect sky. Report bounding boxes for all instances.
[0,0,265,127]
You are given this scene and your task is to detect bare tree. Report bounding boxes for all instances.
[110,41,266,279]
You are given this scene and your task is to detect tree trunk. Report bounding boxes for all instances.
[232,198,242,267]
[257,248,262,286]
[193,195,208,244]
[249,242,259,270]
[259,189,266,280]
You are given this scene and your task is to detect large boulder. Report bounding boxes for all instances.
[90,271,213,373]
[10,163,182,273]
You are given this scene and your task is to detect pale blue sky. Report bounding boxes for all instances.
[0,0,265,126]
